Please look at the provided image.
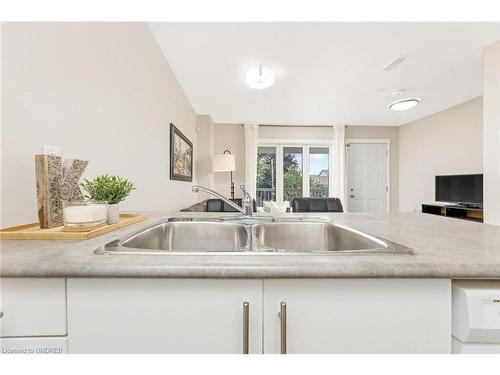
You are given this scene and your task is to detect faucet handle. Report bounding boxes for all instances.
[240,184,253,216]
[240,184,251,199]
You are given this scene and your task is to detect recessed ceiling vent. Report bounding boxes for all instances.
[383,56,408,72]
[391,88,407,96]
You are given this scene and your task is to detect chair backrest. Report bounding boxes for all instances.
[291,197,343,213]
[205,198,257,212]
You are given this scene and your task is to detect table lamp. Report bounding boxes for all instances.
[212,150,236,198]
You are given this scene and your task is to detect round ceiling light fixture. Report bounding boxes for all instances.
[246,65,275,89]
[389,98,420,111]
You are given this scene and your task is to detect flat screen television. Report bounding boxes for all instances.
[435,174,483,206]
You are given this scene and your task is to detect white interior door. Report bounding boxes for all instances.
[347,143,388,213]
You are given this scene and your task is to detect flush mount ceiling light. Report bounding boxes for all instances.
[246,65,275,89]
[389,98,420,111]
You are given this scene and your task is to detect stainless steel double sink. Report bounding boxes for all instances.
[96,217,413,255]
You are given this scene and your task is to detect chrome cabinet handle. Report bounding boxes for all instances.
[243,301,249,354]
[279,301,287,354]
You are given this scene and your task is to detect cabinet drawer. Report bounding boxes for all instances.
[1,337,67,354]
[0,278,67,337]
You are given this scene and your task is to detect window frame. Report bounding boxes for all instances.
[256,145,278,205]
[257,138,333,205]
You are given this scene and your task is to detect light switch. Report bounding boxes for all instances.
[43,145,61,156]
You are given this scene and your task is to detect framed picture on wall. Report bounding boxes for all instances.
[169,123,193,182]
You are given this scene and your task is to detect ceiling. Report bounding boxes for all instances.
[149,23,499,126]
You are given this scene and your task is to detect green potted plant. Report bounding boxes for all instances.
[80,175,135,224]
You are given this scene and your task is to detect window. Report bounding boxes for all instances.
[283,147,303,201]
[309,147,329,198]
[256,146,276,206]
[256,142,331,206]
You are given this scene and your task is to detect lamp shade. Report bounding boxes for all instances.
[212,154,235,172]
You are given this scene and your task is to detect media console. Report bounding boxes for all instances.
[422,203,483,223]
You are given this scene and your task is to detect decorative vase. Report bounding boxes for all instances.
[107,204,120,225]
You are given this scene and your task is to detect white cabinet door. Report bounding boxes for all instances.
[263,279,451,354]
[67,279,262,354]
[0,278,66,337]
[1,337,68,354]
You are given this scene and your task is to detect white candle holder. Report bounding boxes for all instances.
[62,201,108,228]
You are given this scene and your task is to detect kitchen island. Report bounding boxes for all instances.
[1,212,499,354]
[1,212,499,279]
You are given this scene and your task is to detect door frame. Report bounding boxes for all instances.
[345,139,391,213]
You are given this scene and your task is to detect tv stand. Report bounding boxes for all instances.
[455,202,483,209]
[422,203,483,223]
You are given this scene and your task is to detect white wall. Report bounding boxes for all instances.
[1,23,198,226]
[196,114,215,190]
[483,41,500,225]
[259,125,332,140]
[399,97,483,212]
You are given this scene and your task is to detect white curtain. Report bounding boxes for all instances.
[331,124,346,206]
[243,123,259,198]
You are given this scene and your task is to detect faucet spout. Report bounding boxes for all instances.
[192,185,246,215]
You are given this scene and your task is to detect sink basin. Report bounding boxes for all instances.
[99,221,250,254]
[97,217,412,255]
[253,222,410,254]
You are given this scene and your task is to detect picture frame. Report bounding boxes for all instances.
[169,123,193,182]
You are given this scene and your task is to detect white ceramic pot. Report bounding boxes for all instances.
[107,204,120,224]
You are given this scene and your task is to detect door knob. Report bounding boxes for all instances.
[350,195,354,198]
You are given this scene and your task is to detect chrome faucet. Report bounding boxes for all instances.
[240,184,253,216]
[192,185,253,216]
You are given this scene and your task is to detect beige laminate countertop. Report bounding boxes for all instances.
[1,212,499,279]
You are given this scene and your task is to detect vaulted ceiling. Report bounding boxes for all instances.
[150,22,499,126]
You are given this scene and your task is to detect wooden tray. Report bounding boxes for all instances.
[0,213,147,240]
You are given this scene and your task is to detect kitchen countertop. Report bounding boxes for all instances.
[1,212,499,279]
